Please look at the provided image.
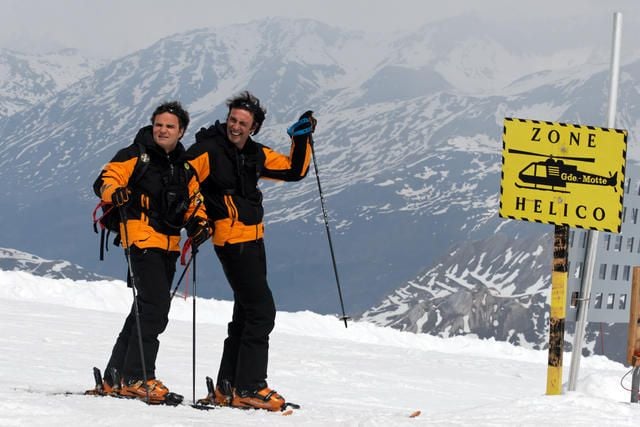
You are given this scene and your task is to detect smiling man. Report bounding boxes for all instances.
[187,91,316,411]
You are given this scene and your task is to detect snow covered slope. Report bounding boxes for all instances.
[0,269,638,426]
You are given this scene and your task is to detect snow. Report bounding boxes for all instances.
[1,269,639,426]
[445,134,499,154]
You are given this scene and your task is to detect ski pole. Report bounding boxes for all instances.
[187,243,213,410]
[118,205,151,404]
[310,142,350,328]
[191,246,198,407]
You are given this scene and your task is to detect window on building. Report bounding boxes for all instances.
[607,293,615,309]
[594,292,603,309]
[571,292,579,308]
[626,178,631,194]
[569,230,575,248]
[610,264,619,280]
[627,237,635,253]
[581,232,588,248]
[623,207,627,222]
[624,265,631,281]
[633,208,639,225]
[619,294,628,310]
[614,235,623,251]
[604,234,611,251]
[598,263,607,280]
[574,261,583,279]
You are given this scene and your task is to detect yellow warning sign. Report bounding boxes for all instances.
[499,117,627,232]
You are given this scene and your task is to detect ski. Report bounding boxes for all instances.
[210,403,299,416]
[17,369,302,415]
[15,385,413,419]
[16,366,210,410]
[18,387,200,408]
[16,386,187,407]
[84,366,187,406]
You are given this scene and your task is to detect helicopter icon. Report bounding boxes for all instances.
[508,149,618,193]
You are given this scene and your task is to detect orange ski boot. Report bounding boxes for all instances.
[119,378,182,405]
[232,383,287,412]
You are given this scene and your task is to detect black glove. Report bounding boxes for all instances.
[111,187,131,207]
[187,219,211,248]
[287,110,317,137]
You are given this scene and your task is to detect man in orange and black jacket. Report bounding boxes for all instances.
[93,101,209,403]
[187,91,315,411]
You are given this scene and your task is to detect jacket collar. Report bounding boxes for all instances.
[134,125,186,160]
[196,120,255,154]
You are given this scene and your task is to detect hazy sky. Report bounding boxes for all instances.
[0,0,638,59]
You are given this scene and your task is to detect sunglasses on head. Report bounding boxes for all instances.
[235,101,259,113]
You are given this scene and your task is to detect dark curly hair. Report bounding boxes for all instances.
[151,101,190,132]
[226,91,267,135]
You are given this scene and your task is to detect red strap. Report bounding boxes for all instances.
[180,238,193,266]
[92,201,114,230]
[184,266,190,300]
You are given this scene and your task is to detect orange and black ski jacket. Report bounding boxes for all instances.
[187,121,311,246]
[93,125,206,252]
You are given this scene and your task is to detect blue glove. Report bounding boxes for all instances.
[287,111,317,137]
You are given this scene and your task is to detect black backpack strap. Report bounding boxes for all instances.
[99,228,106,261]
[129,142,150,187]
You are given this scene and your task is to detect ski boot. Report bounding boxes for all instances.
[119,378,183,405]
[232,382,288,412]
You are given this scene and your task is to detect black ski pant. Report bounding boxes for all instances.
[214,239,276,392]
[105,245,178,384]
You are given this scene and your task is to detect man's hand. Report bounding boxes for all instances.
[287,110,317,137]
[187,219,211,248]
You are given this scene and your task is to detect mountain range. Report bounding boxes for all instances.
[0,47,103,118]
[1,15,639,363]
[0,247,107,281]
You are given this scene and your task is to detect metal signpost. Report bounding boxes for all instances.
[568,12,624,392]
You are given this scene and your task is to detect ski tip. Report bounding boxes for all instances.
[158,392,184,406]
[191,403,215,411]
[283,402,301,410]
[409,410,421,418]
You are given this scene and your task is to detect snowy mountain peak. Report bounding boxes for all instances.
[0,247,109,281]
[0,48,103,118]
